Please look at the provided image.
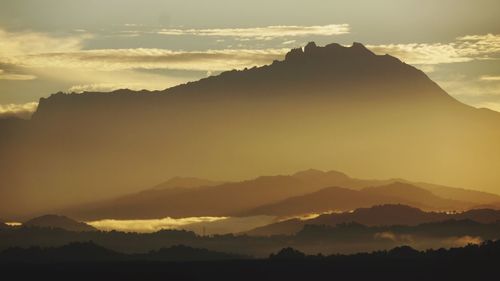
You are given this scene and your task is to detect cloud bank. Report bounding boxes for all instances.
[157,24,350,40]
[0,102,38,119]
[0,69,36,81]
[8,48,288,72]
[368,33,500,65]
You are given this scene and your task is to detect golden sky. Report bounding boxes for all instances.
[1,0,500,118]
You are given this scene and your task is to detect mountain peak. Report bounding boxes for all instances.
[303,41,318,53]
[284,41,376,63]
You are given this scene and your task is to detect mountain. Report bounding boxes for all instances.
[24,215,97,232]
[240,186,387,217]
[292,169,500,205]
[152,177,223,190]
[66,174,333,219]
[247,204,500,236]
[417,182,500,205]
[361,182,468,210]
[65,170,500,220]
[242,182,472,217]
[2,42,500,218]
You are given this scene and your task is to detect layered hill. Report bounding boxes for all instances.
[242,182,470,217]
[2,42,500,218]
[24,215,97,232]
[246,204,500,236]
[64,170,500,220]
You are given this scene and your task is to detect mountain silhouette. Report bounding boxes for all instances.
[2,42,500,218]
[0,242,244,263]
[138,245,246,261]
[66,174,331,219]
[24,215,97,232]
[2,240,500,280]
[152,177,223,190]
[247,204,500,236]
[0,241,121,262]
[242,182,471,217]
[64,170,500,220]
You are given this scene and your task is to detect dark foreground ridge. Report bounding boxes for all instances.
[3,214,500,257]
[1,240,499,280]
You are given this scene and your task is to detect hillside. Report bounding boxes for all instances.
[247,204,500,236]
[24,215,97,232]
[65,170,500,220]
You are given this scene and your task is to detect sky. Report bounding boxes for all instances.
[1,0,500,118]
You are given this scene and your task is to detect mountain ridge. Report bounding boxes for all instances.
[2,42,500,218]
[63,169,500,220]
[246,204,500,236]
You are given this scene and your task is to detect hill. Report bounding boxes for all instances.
[1,241,500,280]
[24,215,97,232]
[242,182,471,217]
[0,242,244,263]
[65,170,500,220]
[152,177,223,190]
[247,204,500,236]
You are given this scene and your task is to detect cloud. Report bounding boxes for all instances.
[67,82,170,93]
[368,43,473,64]
[7,48,288,72]
[475,102,500,112]
[433,74,500,112]
[0,69,36,80]
[282,40,297,45]
[67,83,140,93]
[0,29,88,56]
[480,75,500,81]
[368,34,500,65]
[87,215,276,234]
[157,24,350,40]
[0,102,38,119]
[443,236,483,247]
[374,231,414,243]
[438,76,500,98]
[86,216,227,233]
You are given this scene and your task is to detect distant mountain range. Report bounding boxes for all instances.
[241,182,470,217]
[2,42,500,218]
[246,204,500,236]
[64,169,500,220]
